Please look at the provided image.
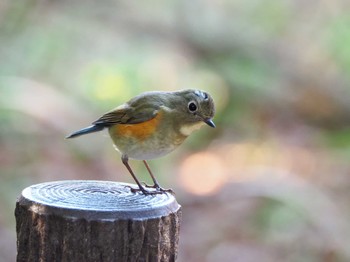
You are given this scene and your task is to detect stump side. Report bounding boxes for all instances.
[15,180,182,262]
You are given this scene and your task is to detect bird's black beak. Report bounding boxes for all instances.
[204,118,216,128]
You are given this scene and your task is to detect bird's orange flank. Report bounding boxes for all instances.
[112,111,163,141]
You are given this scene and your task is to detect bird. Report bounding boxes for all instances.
[66,89,216,194]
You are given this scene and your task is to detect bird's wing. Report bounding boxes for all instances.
[92,104,160,126]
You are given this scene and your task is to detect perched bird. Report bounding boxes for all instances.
[66,89,215,194]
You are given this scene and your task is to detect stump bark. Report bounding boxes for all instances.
[15,180,181,262]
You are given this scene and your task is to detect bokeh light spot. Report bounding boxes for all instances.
[178,152,227,195]
[93,72,128,101]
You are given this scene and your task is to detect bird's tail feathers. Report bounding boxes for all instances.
[66,125,105,139]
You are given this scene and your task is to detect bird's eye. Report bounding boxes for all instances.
[188,101,197,112]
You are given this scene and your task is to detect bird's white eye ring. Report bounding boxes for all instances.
[188,101,197,112]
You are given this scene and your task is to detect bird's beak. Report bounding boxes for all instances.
[204,118,216,128]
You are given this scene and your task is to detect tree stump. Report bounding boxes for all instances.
[15,180,181,262]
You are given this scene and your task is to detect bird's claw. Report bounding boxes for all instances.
[141,182,174,194]
[127,183,174,195]
[126,185,166,195]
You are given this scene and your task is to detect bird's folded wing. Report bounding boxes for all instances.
[92,106,159,126]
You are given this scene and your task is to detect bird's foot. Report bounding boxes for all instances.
[141,182,174,194]
[127,185,165,195]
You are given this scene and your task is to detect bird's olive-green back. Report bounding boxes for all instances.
[92,89,215,127]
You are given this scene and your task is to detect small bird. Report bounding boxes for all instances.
[66,89,215,194]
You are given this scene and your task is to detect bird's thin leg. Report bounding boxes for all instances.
[143,160,174,194]
[142,160,162,189]
[121,155,161,195]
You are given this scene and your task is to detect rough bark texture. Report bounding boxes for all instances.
[15,180,181,262]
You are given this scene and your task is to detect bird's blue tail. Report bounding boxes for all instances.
[66,125,105,139]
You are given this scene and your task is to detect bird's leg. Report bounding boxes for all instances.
[121,155,162,195]
[142,160,174,194]
[142,160,161,189]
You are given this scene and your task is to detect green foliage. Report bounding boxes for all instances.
[325,14,350,75]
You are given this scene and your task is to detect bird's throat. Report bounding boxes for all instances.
[179,122,205,136]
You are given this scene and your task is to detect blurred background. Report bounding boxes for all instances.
[1,0,350,261]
